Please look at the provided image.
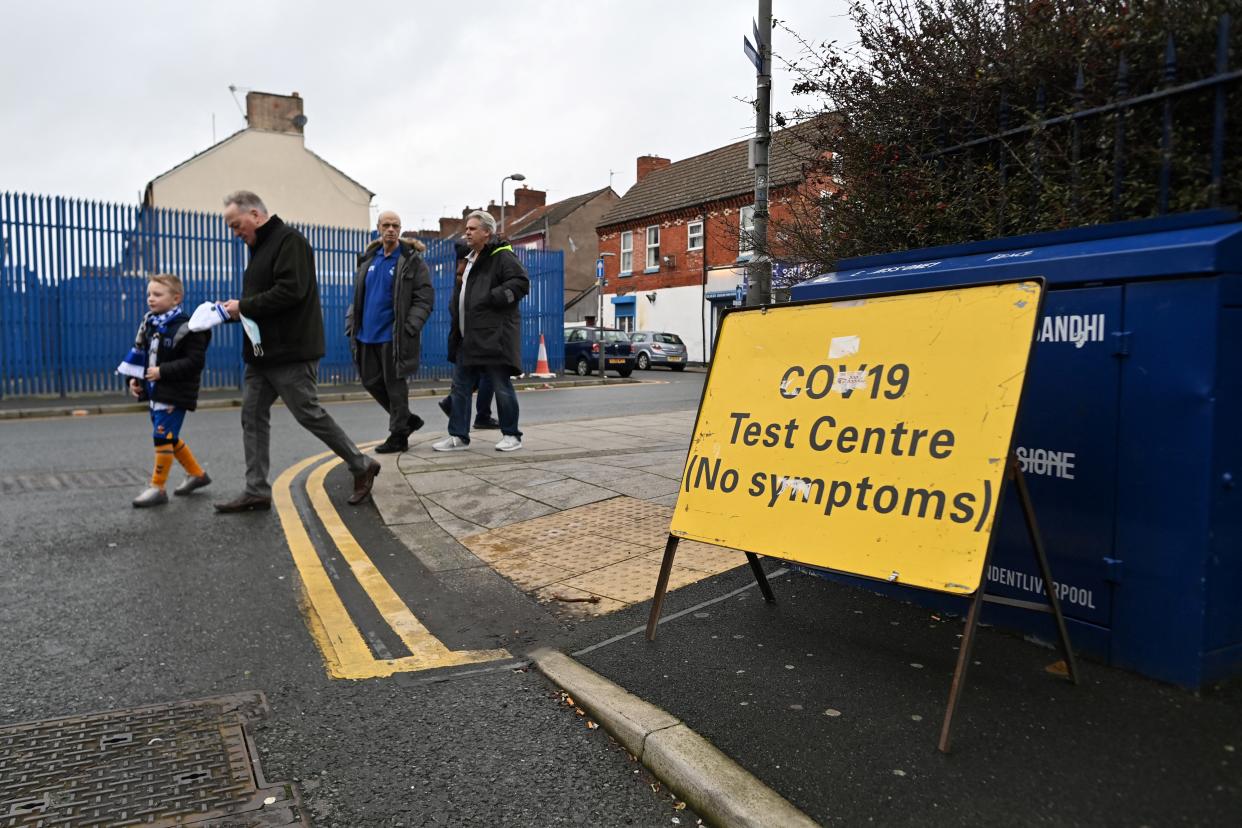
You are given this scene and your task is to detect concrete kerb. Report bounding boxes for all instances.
[531,648,819,828]
[0,377,636,421]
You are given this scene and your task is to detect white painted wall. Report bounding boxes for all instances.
[150,130,372,229]
[603,281,740,363]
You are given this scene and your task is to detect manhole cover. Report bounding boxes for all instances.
[0,692,306,827]
[0,468,149,495]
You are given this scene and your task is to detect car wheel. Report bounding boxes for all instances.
[670,364,686,372]
[617,367,633,378]
[575,357,591,376]
[637,353,650,370]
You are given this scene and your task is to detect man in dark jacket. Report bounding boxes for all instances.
[216,190,380,512]
[347,210,434,454]
[431,211,530,452]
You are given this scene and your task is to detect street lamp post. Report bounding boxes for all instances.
[499,172,526,233]
[596,252,616,380]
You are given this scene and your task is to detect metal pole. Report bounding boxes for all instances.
[746,0,772,307]
[500,177,507,234]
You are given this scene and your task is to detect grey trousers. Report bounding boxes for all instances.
[241,360,368,498]
[356,340,413,437]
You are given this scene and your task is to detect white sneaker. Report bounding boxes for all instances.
[432,435,469,452]
[495,435,523,452]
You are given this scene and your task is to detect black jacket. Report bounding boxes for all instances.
[448,240,530,376]
[346,238,434,375]
[237,215,324,365]
[131,310,210,411]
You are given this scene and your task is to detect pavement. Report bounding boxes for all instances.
[0,375,633,419]
[369,409,1241,827]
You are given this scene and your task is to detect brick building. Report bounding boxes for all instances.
[431,185,619,315]
[504,186,618,313]
[595,124,827,361]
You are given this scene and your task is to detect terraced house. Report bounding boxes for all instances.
[595,122,830,362]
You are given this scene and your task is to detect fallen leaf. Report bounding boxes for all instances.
[1045,659,1069,676]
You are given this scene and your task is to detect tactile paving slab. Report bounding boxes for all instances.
[460,496,744,615]
[0,692,305,827]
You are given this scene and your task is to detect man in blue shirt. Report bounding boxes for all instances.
[347,211,434,453]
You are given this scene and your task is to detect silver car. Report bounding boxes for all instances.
[629,331,688,371]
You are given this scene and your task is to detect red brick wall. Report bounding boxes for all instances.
[595,185,808,296]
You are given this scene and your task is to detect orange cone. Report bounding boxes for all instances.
[532,333,556,378]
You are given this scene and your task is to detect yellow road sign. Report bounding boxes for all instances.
[670,280,1044,594]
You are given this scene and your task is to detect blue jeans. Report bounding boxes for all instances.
[449,363,520,442]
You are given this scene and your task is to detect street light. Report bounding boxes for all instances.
[499,173,526,233]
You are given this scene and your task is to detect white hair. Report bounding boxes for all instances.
[466,210,497,235]
[223,190,268,215]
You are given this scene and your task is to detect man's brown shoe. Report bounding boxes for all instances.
[348,459,381,505]
[214,494,272,513]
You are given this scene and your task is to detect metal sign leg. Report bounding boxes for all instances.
[646,534,681,641]
[1011,463,1080,685]
[745,552,776,603]
[938,567,989,754]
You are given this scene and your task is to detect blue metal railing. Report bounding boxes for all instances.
[0,194,564,398]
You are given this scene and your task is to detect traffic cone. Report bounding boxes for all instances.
[532,333,556,378]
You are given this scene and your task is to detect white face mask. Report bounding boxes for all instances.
[240,314,263,357]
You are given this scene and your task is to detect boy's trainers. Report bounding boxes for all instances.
[432,435,469,452]
[495,435,523,452]
[174,473,212,496]
[132,487,168,508]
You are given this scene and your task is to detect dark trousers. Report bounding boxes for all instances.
[357,340,413,436]
[441,372,495,422]
[241,360,367,498]
[449,363,520,443]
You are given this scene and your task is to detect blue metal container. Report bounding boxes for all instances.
[789,210,1242,687]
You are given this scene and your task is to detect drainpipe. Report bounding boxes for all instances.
[700,203,709,365]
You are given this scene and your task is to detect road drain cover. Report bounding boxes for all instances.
[0,692,305,827]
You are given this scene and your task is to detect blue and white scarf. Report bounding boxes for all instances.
[117,306,183,387]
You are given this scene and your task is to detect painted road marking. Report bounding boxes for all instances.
[273,448,509,679]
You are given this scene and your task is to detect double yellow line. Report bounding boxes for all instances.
[272,447,510,679]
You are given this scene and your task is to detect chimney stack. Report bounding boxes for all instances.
[636,155,671,183]
[513,186,546,216]
[246,90,306,137]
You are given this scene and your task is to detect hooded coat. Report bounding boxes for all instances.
[346,237,434,376]
[448,239,530,376]
[130,310,210,410]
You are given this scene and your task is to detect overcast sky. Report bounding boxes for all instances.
[2,0,853,231]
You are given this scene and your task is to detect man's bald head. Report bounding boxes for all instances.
[377,211,402,251]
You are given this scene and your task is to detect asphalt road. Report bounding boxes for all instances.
[0,371,706,827]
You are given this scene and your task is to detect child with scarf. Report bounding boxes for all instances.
[117,274,212,507]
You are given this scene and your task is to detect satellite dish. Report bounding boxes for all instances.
[292,114,308,128]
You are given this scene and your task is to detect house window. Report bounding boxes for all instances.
[687,221,703,251]
[738,206,755,259]
[645,226,660,270]
[620,231,633,275]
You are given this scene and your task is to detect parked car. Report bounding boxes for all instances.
[563,327,636,377]
[629,331,688,371]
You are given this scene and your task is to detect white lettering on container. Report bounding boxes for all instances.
[1016,446,1076,480]
[987,565,1097,610]
[1038,313,1106,348]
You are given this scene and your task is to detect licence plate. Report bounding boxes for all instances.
[667,356,683,362]
[608,358,625,364]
